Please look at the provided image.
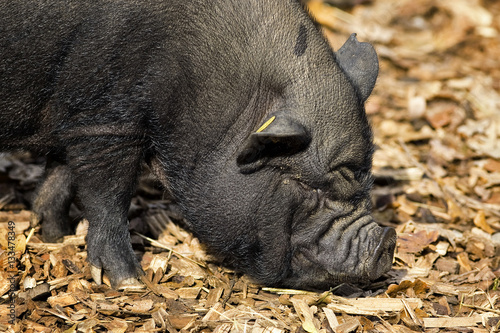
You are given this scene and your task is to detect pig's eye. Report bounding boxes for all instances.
[338,166,355,182]
[237,115,311,167]
[333,163,367,187]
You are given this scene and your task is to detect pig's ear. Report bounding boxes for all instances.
[336,33,379,102]
[237,115,311,167]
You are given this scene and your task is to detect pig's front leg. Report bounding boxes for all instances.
[67,137,144,289]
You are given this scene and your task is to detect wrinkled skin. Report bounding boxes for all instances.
[0,0,396,290]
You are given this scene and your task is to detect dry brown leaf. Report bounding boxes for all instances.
[397,230,439,254]
[387,279,429,298]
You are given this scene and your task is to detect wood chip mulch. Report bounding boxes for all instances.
[1,0,500,332]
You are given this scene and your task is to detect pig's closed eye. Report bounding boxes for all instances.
[338,166,355,182]
[335,163,369,186]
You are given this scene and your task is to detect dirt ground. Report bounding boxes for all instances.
[1,0,500,332]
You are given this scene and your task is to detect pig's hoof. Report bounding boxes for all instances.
[117,278,144,291]
[90,264,144,290]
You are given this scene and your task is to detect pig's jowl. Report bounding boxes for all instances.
[0,0,396,290]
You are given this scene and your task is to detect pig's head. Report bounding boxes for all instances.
[235,34,395,289]
[171,33,396,290]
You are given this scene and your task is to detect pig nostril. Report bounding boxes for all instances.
[378,227,396,255]
[371,227,396,277]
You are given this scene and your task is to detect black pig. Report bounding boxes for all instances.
[0,0,396,290]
